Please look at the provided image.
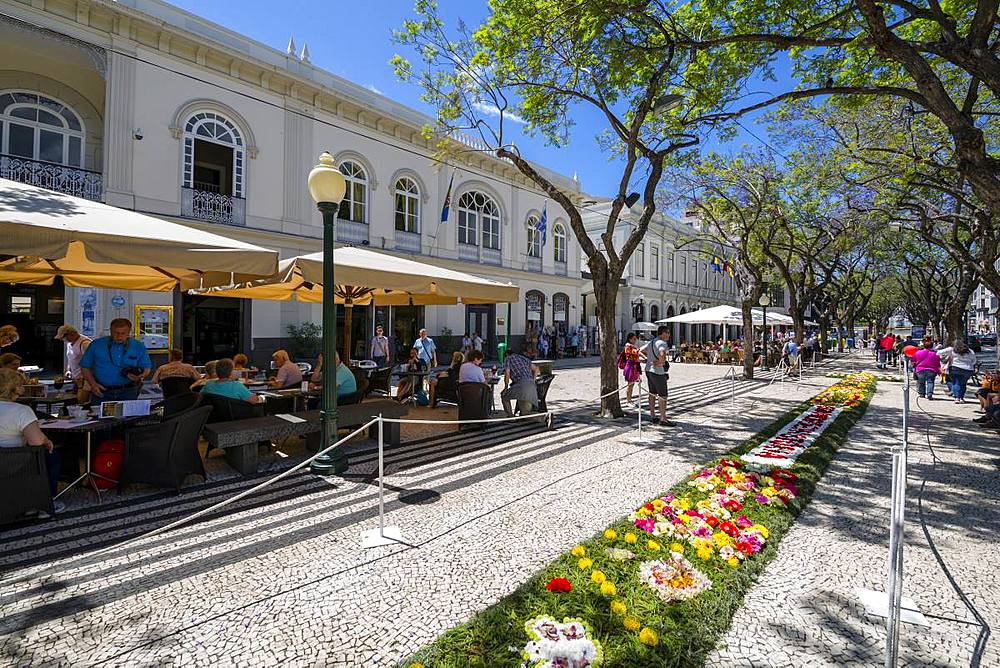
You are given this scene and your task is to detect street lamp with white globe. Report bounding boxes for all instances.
[307,152,347,475]
[758,293,771,372]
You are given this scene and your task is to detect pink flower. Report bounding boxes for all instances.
[634,518,656,533]
[735,516,753,528]
[755,494,769,505]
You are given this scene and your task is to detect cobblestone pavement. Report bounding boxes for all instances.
[0,359,835,666]
[708,354,1000,668]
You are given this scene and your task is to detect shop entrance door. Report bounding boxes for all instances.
[466,304,495,357]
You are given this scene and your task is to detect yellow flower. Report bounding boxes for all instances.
[600,581,617,597]
[591,570,606,585]
[639,627,659,646]
[603,529,618,541]
[646,540,661,551]
[752,524,770,539]
[713,532,733,547]
[624,532,638,544]
[610,600,627,616]
[727,557,740,568]
[697,547,713,560]
[571,545,587,558]
[409,664,425,668]
[652,499,666,511]
[762,487,778,497]
[577,557,593,570]
[678,514,692,524]
[623,616,641,631]
[670,542,685,553]
[635,506,651,516]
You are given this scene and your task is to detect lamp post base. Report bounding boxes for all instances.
[310,448,348,475]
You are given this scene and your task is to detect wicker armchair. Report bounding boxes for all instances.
[118,406,212,493]
[159,376,195,398]
[159,391,203,419]
[367,367,393,397]
[0,446,53,524]
[535,374,555,412]
[457,382,489,430]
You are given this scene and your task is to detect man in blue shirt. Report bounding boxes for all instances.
[80,318,152,401]
[334,352,357,398]
[413,328,438,368]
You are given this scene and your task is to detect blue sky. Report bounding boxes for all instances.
[169,0,785,199]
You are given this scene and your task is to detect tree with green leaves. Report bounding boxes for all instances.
[392,0,699,417]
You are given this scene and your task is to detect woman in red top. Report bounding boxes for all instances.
[912,337,941,400]
[622,333,642,403]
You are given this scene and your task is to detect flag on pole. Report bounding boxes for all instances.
[440,171,455,224]
[711,256,723,273]
[724,261,735,277]
[537,203,548,246]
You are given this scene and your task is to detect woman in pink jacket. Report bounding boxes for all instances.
[912,337,941,400]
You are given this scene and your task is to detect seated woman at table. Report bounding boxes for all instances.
[429,351,464,407]
[231,353,253,379]
[395,347,427,401]
[200,359,260,404]
[459,350,487,384]
[310,353,324,384]
[190,360,218,391]
[0,368,64,514]
[308,353,357,397]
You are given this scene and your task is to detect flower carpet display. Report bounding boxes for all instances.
[405,373,877,667]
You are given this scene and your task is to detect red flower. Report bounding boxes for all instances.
[719,458,743,469]
[644,503,655,512]
[735,542,755,556]
[705,516,720,528]
[720,521,740,538]
[546,577,572,593]
[771,469,799,483]
[723,499,742,513]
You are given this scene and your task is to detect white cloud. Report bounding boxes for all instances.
[472,101,526,125]
[365,83,383,95]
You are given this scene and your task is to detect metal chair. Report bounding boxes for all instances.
[0,446,53,524]
[118,406,212,493]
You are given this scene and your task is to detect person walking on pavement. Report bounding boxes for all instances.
[937,339,977,404]
[912,337,941,400]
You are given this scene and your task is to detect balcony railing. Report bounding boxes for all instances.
[555,260,568,276]
[181,187,246,226]
[394,229,421,253]
[336,219,370,245]
[1,154,102,201]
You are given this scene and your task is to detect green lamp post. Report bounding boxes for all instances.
[308,152,348,475]
[759,293,771,372]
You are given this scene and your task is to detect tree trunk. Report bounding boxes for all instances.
[818,319,829,354]
[790,310,806,344]
[593,269,625,418]
[741,299,756,380]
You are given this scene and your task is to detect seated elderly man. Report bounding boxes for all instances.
[501,346,539,416]
[269,349,303,389]
[152,349,199,384]
[200,358,260,404]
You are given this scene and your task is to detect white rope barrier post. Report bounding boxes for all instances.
[361,414,405,549]
[624,376,658,444]
[884,355,912,665]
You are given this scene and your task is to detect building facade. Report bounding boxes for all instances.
[969,283,997,333]
[0,0,584,369]
[579,203,742,345]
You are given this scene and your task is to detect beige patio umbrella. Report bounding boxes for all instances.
[0,178,279,289]
[196,247,519,357]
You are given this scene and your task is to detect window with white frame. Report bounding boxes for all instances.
[458,191,501,248]
[635,243,645,277]
[526,215,541,258]
[651,245,659,280]
[666,251,675,282]
[1,91,85,167]
[678,254,687,285]
[554,223,567,263]
[183,110,245,197]
[394,176,420,232]
[338,161,368,223]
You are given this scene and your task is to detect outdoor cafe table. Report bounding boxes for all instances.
[18,391,78,415]
[392,369,431,405]
[41,413,159,502]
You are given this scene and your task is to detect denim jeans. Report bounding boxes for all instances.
[916,370,937,397]
[948,368,973,400]
[95,384,141,402]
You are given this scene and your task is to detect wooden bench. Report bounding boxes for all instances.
[202,400,407,475]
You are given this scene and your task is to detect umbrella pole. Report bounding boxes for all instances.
[344,301,353,363]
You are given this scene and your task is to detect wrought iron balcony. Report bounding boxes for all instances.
[181,187,246,226]
[336,219,370,245]
[0,154,102,201]
[394,229,421,253]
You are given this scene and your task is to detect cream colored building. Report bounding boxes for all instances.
[0,0,584,369]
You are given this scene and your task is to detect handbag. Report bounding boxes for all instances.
[616,350,626,370]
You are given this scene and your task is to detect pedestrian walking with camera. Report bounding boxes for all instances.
[79,318,151,402]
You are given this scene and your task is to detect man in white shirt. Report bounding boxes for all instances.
[55,324,92,403]
[413,329,438,368]
[473,332,484,352]
[269,349,303,388]
[459,350,487,383]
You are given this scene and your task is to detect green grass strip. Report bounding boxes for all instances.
[404,375,877,668]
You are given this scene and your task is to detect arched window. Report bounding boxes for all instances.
[1,91,84,166]
[183,111,245,197]
[394,176,419,232]
[553,223,567,263]
[526,215,541,258]
[338,161,368,223]
[458,191,501,249]
[650,304,660,322]
[553,292,569,334]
